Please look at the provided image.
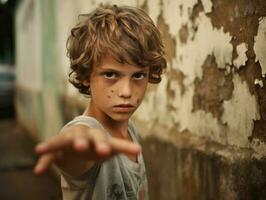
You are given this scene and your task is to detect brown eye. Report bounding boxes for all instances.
[103,72,117,79]
[133,73,147,80]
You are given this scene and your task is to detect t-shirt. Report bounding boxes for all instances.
[59,115,149,200]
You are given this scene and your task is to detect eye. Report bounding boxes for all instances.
[133,73,147,80]
[103,72,118,79]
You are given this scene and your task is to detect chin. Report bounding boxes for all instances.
[109,113,132,122]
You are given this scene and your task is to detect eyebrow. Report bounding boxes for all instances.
[97,67,149,74]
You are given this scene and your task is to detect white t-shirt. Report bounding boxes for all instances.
[59,115,149,200]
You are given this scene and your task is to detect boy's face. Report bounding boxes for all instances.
[88,55,149,122]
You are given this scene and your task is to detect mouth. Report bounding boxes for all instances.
[113,104,135,113]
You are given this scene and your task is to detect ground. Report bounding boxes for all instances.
[0,118,62,200]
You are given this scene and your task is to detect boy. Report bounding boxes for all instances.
[34,4,166,200]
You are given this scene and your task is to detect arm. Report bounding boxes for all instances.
[34,124,141,176]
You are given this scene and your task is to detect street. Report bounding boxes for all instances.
[0,118,62,200]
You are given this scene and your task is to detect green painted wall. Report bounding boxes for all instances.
[40,0,63,139]
[15,0,63,139]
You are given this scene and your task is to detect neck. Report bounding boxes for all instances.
[83,102,129,138]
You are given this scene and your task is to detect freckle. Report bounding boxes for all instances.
[111,90,114,93]
[137,99,140,103]
[108,95,111,98]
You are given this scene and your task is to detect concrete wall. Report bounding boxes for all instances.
[15,0,266,199]
[15,0,63,139]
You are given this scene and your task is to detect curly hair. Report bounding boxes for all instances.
[67,4,167,95]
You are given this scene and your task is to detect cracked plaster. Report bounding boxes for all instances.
[254,17,266,76]
[233,43,248,69]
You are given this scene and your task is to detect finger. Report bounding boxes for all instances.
[34,153,56,175]
[109,138,141,155]
[35,125,88,154]
[73,131,90,152]
[35,134,72,154]
[90,129,111,155]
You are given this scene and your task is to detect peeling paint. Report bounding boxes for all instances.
[137,1,266,149]
[193,55,233,120]
[238,58,261,95]
[157,14,176,63]
[254,17,266,76]
[253,119,266,143]
[167,68,186,95]
[222,75,260,147]
[179,24,189,44]
[254,79,264,88]
[233,43,248,69]
[177,13,233,82]
[201,0,213,13]
[162,0,198,36]
[251,139,266,159]
[212,27,233,69]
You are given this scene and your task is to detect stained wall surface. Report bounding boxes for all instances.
[15,0,266,199]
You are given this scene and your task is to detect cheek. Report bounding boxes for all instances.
[107,89,115,99]
[135,87,147,104]
[138,83,148,96]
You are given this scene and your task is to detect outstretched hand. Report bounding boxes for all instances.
[34,124,141,175]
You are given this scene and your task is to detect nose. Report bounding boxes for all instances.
[118,79,132,99]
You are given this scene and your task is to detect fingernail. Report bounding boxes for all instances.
[76,139,87,146]
[98,143,110,152]
[35,144,47,152]
[34,165,42,174]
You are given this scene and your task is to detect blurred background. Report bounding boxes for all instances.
[0,0,61,199]
[1,0,266,199]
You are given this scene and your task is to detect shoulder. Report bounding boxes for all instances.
[62,115,104,131]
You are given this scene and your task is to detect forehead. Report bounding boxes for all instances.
[95,54,149,72]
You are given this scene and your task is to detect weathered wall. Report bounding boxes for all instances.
[15,0,266,199]
[134,0,266,199]
[135,0,266,151]
[15,0,63,139]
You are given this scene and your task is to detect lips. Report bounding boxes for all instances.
[115,104,134,107]
[113,104,135,112]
